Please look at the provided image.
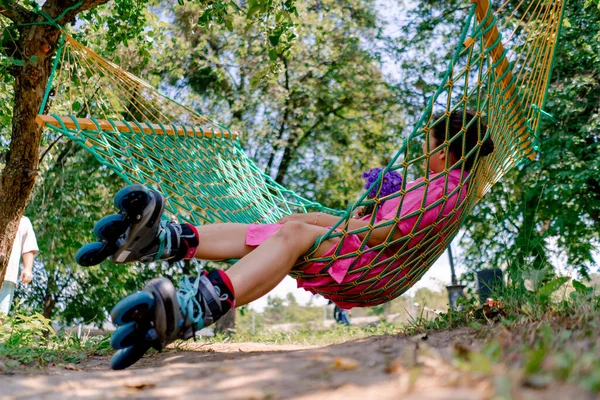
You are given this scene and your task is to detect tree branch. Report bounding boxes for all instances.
[0,0,36,24]
[40,0,111,27]
[38,134,63,164]
[79,0,112,11]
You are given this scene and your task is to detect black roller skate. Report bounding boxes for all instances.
[109,271,232,370]
[75,184,197,266]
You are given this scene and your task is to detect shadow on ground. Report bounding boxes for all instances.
[0,327,591,400]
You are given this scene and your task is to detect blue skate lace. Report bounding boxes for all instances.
[153,220,172,261]
[176,274,230,334]
[177,276,204,330]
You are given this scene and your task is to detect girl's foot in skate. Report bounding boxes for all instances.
[75,185,198,266]
[109,270,235,370]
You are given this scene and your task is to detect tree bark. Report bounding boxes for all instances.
[0,24,60,284]
[42,275,57,319]
[0,0,109,284]
[274,144,294,184]
[265,56,292,179]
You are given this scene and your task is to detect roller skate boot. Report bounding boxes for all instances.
[75,185,198,266]
[109,270,234,370]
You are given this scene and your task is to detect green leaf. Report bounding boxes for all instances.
[572,279,588,295]
[537,277,570,302]
[225,18,233,32]
[249,71,266,88]
[277,10,293,23]
[247,5,263,18]
[524,348,546,374]
[268,34,280,47]
[268,48,277,61]
[569,291,579,301]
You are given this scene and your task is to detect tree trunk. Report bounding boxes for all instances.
[0,0,110,284]
[41,269,58,319]
[274,144,294,184]
[42,291,56,319]
[0,24,62,284]
[214,309,236,335]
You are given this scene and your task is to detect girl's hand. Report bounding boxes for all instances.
[277,212,323,225]
[352,207,364,219]
[276,215,290,224]
[277,213,311,224]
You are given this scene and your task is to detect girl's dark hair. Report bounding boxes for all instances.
[431,110,494,171]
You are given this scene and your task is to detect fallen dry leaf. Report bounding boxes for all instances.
[454,343,472,360]
[125,382,157,390]
[333,357,359,371]
[385,357,405,374]
[63,363,81,371]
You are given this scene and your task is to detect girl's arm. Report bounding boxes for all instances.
[278,212,402,247]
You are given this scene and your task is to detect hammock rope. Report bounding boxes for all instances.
[35,0,566,307]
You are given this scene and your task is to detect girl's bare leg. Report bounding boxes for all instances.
[191,221,338,306]
[193,223,254,260]
[225,221,338,306]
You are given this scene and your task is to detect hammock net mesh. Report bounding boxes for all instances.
[36,0,566,307]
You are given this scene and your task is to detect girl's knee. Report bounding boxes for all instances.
[275,221,323,247]
[275,220,307,239]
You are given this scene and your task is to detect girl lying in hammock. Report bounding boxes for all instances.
[78,110,494,369]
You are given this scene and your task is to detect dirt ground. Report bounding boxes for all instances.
[0,327,593,400]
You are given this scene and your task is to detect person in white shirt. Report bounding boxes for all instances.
[0,216,39,315]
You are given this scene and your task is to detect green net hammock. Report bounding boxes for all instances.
[36,0,566,307]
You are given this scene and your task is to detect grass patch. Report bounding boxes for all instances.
[2,272,598,396]
[0,311,111,369]
[205,321,403,346]
[446,277,600,394]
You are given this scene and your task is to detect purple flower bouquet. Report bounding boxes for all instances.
[357,167,403,218]
[362,167,403,198]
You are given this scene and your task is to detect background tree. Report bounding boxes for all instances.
[460,1,600,285]
[164,0,404,209]
[388,0,600,285]
[0,0,150,286]
[0,0,309,296]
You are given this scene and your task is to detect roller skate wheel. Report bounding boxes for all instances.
[93,214,127,241]
[110,344,151,370]
[75,242,113,267]
[114,184,150,214]
[111,321,146,350]
[111,291,155,326]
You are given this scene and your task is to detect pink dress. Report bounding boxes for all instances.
[246,169,470,308]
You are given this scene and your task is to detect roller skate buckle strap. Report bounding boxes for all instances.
[111,188,166,264]
[197,275,223,326]
[114,250,131,263]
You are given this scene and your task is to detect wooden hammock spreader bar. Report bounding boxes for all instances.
[472,0,534,160]
[36,115,239,139]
